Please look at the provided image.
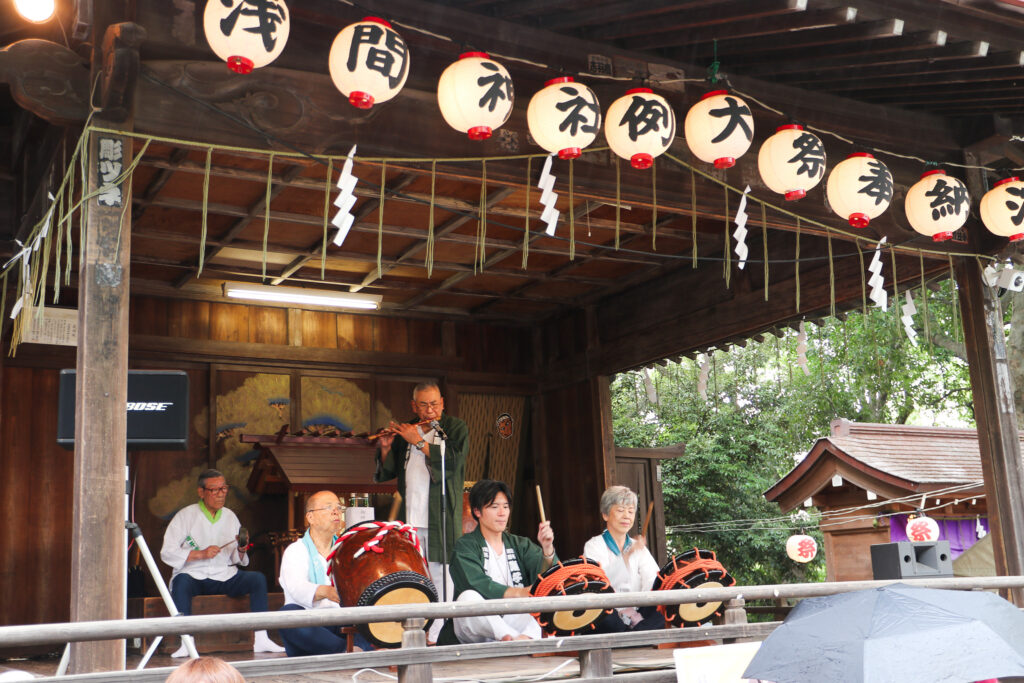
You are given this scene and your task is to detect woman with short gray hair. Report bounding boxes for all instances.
[583,485,665,632]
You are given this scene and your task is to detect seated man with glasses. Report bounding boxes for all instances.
[160,469,284,657]
[277,490,372,655]
[375,381,468,642]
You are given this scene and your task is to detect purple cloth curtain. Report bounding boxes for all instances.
[889,514,989,558]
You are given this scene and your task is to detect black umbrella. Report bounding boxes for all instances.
[743,583,1024,683]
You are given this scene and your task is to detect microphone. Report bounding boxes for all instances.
[430,420,448,440]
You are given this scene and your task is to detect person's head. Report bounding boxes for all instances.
[469,479,512,533]
[600,485,638,537]
[165,656,244,683]
[197,469,229,513]
[410,382,444,422]
[305,490,343,535]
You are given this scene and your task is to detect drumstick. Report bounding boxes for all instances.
[641,501,655,539]
[536,484,547,524]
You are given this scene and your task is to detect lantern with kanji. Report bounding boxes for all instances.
[604,88,676,170]
[826,153,893,228]
[328,17,409,109]
[203,0,290,74]
[905,513,940,543]
[904,170,970,242]
[437,52,514,141]
[786,534,818,563]
[758,124,826,201]
[981,177,1024,242]
[684,90,754,169]
[527,77,601,160]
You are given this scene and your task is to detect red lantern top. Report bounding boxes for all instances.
[626,87,654,95]
[996,176,1021,188]
[545,76,574,87]
[920,169,946,179]
[701,89,729,100]
[460,51,490,60]
[776,124,803,132]
[362,16,392,27]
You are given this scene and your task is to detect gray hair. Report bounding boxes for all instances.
[600,485,638,516]
[412,382,440,399]
[197,469,225,488]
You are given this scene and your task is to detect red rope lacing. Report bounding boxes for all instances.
[326,520,422,564]
[530,559,611,599]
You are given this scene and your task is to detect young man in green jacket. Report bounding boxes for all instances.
[439,479,556,644]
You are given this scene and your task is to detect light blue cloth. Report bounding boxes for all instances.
[301,530,329,585]
[602,528,631,556]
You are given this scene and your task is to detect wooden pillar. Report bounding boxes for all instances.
[69,125,133,673]
[954,256,1024,604]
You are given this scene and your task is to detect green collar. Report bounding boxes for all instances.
[198,499,223,524]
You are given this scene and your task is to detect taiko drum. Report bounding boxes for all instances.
[529,556,615,637]
[652,547,735,627]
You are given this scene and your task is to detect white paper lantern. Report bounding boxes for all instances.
[527,77,601,160]
[203,0,290,74]
[981,177,1024,242]
[758,124,826,201]
[684,89,754,169]
[904,170,969,242]
[826,153,893,228]
[905,514,940,542]
[604,88,676,170]
[786,534,818,563]
[329,17,409,109]
[437,52,514,141]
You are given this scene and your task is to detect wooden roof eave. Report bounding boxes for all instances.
[765,437,928,512]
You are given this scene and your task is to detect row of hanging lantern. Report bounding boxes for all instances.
[203,1,1024,244]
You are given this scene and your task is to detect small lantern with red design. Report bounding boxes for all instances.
[981,177,1024,242]
[684,90,754,169]
[786,532,818,563]
[527,76,601,160]
[905,511,940,543]
[904,170,970,242]
[328,17,409,109]
[758,124,826,201]
[437,52,514,141]
[604,88,676,170]
[203,0,290,74]
[826,153,893,228]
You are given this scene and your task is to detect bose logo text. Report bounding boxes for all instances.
[126,402,174,411]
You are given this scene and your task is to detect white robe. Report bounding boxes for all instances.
[160,503,247,583]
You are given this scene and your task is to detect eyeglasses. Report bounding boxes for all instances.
[203,486,229,494]
[310,505,344,514]
[415,401,442,409]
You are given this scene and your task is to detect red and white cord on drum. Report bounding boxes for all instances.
[327,520,422,561]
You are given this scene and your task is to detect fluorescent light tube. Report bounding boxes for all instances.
[223,283,381,310]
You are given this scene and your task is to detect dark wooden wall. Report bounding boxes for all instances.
[1,293,564,632]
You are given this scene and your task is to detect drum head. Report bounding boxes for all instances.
[356,570,438,649]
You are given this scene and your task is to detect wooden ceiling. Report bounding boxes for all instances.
[1,0,1019,329]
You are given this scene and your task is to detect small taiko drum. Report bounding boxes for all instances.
[329,521,438,648]
[652,548,736,627]
[529,557,615,637]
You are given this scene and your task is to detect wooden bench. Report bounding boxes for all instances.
[127,593,285,654]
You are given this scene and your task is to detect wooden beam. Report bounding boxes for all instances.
[69,9,133,673]
[954,256,1024,605]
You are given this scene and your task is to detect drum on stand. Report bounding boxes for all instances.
[652,548,735,627]
[529,557,615,637]
[329,521,438,648]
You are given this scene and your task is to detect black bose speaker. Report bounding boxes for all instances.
[870,541,953,580]
[57,369,189,450]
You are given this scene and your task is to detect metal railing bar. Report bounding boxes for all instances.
[3,576,1022,649]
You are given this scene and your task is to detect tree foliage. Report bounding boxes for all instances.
[612,283,973,586]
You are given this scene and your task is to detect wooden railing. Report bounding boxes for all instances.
[3,576,1024,682]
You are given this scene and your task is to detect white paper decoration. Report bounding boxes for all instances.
[329,17,409,109]
[905,514,940,542]
[437,52,514,141]
[527,77,601,159]
[786,534,818,563]
[203,0,290,74]
[604,88,676,169]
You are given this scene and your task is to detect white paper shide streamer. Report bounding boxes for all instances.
[538,154,560,236]
[733,185,751,269]
[331,145,358,247]
[796,321,810,376]
[697,356,710,401]
[901,291,918,345]
[867,236,888,311]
